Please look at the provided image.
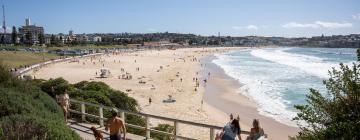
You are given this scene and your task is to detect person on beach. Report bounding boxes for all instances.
[247,119,265,140]
[105,110,126,140]
[149,97,152,105]
[59,90,70,122]
[216,118,242,140]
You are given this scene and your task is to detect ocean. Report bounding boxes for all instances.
[212,47,357,126]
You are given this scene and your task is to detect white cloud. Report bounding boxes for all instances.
[315,21,352,28]
[353,13,360,20]
[282,22,318,28]
[147,28,157,32]
[232,25,259,30]
[246,25,258,30]
[282,21,352,29]
[231,26,242,30]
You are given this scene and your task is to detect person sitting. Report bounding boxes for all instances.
[216,118,241,140]
[246,119,265,140]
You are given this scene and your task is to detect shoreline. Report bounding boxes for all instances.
[27,47,242,139]
[202,54,300,140]
[26,46,299,139]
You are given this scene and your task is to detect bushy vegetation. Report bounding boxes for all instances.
[151,124,175,140]
[38,78,175,139]
[38,78,173,137]
[0,64,81,140]
[292,49,360,140]
[0,62,177,139]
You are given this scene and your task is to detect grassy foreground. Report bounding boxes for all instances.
[0,51,59,68]
[0,65,81,140]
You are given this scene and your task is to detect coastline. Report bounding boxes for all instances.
[202,54,300,140]
[27,47,241,139]
[25,46,300,139]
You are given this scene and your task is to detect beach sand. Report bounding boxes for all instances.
[28,47,299,139]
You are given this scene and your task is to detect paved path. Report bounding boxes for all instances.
[68,120,145,140]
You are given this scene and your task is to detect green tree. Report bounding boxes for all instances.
[38,33,45,45]
[0,35,4,44]
[20,36,24,44]
[11,26,17,44]
[292,49,360,140]
[25,31,32,45]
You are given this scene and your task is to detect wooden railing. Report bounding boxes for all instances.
[69,99,252,140]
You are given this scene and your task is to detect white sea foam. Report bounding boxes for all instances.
[212,48,356,127]
[213,53,299,127]
[250,48,347,79]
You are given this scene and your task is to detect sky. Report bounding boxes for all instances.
[3,0,360,37]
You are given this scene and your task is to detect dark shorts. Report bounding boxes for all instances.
[221,134,235,140]
[110,133,122,140]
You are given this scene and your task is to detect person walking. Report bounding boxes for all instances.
[105,110,126,140]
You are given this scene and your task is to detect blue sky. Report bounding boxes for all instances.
[3,0,360,37]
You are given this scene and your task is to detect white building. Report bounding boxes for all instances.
[93,36,102,42]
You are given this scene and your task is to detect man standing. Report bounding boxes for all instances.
[59,89,70,122]
[105,110,126,140]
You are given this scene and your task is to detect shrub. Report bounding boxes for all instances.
[292,49,360,140]
[151,124,175,140]
[40,77,71,97]
[38,77,176,138]
[0,64,81,140]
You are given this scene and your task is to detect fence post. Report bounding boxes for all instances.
[120,111,125,124]
[81,102,86,122]
[99,106,104,127]
[145,116,150,139]
[210,128,215,140]
[174,121,179,140]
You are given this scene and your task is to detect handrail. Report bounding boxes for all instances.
[70,99,224,130]
[69,99,253,140]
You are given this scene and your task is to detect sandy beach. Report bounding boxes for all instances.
[27,47,299,139]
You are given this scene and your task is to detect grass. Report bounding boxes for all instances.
[0,51,59,68]
[0,44,130,51]
[0,44,130,68]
